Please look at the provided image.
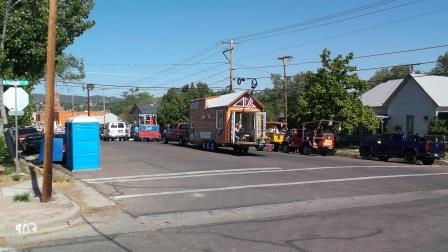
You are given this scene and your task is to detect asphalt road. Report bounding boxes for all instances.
[26,141,448,251]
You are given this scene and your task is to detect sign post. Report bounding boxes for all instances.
[2,80,29,174]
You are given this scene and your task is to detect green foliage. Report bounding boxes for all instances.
[428,116,448,135]
[0,0,95,82]
[431,51,448,76]
[56,53,86,81]
[0,136,9,163]
[13,192,29,202]
[369,65,417,86]
[158,82,215,126]
[110,88,158,123]
[0,0,95,129]
[298,49,379,133]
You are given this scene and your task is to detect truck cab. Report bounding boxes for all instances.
[162,122,190,145]
[359,133,446,165]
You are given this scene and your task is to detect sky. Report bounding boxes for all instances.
[34,0,448,98]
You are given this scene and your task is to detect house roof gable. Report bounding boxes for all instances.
[206,90,264,110]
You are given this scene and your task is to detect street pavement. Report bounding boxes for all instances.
[23,141,448,251]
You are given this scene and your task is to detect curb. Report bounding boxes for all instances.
[0,192,81,238]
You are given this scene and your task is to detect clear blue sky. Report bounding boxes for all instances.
[35,0,448,98]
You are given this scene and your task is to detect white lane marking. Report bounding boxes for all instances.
[111,172,448,200]
[82,167,282,182]
[87,165,425,184]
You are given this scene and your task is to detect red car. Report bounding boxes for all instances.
[17,127,39,150]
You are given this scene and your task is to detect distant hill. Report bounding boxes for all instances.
[32,93,122,104]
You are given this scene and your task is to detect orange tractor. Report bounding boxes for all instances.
[281,120,341,155]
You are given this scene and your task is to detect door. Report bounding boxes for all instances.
[231,111,235,144]
[255,112,266,140]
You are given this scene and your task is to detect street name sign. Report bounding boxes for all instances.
[2,80,29,86]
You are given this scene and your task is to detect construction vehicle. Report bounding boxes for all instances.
[281,120,341,155]
[265,121,287,152]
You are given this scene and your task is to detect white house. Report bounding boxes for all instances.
[361,74,448,135]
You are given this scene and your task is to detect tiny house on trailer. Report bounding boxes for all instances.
[189,90,266,154]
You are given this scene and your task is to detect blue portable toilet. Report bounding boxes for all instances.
[65,116,100,171]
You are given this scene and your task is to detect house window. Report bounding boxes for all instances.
[216,110,224,129]
[406,115,414,134]
[207,112,212,120]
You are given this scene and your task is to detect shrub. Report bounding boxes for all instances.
[428,117,448,136]
[13,193,29,202]
[0,136,9,162]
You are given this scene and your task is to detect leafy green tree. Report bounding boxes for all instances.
[431,51,448,76]
[428,116,448,135]
[369,65,417,86]
[158,82,214,126]
[110,88,158,123]
[298,49,379,133]
[0,0,95,131]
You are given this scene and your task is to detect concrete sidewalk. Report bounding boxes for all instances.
[0,174,81,241]
[0,159,117,248]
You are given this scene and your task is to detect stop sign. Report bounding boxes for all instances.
[2,87,29,111]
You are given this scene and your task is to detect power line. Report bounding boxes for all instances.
[85,61,226,67]
[126,42,224,84]
[239,7,448,60]
[231,0,400,41]
[239,0,422,43]
[234,43,448,70]
[233,60,443,80]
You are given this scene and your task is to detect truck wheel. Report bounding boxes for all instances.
[302,145,311,155]
[281,144,289,153]
[242,147,249,154]
[379,156,389,162]
[179,137,185,146]
[210,141,216,152]
[360,147,372,160]
[405,151,417,164]
[201,141,207,150]
[422,158,435,165]
[273,144,279,152]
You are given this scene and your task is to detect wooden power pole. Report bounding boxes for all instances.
[278,55,292,127]
[222,40,237,93]
[42,0,58,202]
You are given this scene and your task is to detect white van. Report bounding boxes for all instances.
[103,121,128,141]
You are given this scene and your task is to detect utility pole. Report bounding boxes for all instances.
[102,88,106,124]
[278,55,292,127]
[71,95,74,116]
[42,0,57,203]
[85,84,95,116]
[222,40,238,93]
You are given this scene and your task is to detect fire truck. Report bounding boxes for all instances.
[281,120,341,155]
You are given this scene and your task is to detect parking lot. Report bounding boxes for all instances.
[72,141,448,215]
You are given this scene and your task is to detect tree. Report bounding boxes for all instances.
[158,82,215,126]
[0,0,95,132]
[431,51,448,76]
[369,65,416,85]
[298,49,379,133]
[428,116,448,135]
[110,89,158,123]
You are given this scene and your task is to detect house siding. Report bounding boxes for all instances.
[387,78,437,135]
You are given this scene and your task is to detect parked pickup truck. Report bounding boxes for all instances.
[359,133,446,165]
[162,123,190,146]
